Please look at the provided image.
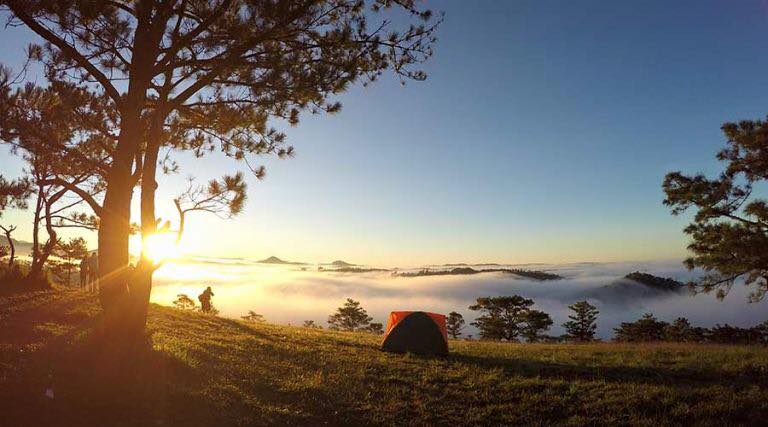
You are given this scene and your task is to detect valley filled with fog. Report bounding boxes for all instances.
[150,258,767,339]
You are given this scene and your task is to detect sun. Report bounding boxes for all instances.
[142,233,182,263]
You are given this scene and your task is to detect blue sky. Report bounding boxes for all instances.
[2,0,768,266]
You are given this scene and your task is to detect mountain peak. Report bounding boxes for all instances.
[257,256,306,265]
[330,260,356,267]
[258,256,287,264]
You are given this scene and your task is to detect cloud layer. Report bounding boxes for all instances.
[150,258,768,338]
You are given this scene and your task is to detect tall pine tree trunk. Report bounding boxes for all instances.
[129,113,164,331]
[96,12,163,335]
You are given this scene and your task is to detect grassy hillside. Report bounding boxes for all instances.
[1,288,767,426]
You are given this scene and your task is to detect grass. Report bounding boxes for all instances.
[1,288,767,426]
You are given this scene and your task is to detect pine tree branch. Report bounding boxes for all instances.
[5,2,123,106]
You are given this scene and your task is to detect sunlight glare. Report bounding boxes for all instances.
[143,233,182,263]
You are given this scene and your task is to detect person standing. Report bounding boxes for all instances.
[198,286,215,313]
[87,252,99,293]
[79,256,89,289]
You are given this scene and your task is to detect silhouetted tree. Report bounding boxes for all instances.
[469,296,551,342]
[562,300,599,342]
[172,294,196,311]
[0,225,17,268]
[520,310,553,343]
[0,0,441,334]
[706,324,754,344]
[241,311,265,323]
[0,175,32,272]
[0,174,32,270]
[664,118,768,302]
[613,313,668,342]
[327,298,372,331]
[303,320,321,329]
[52,237,89,285]
[446,311,465,338]
[752,320,768,344]
[663,317,706,343]
[0,80,105,284]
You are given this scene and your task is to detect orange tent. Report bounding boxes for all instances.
[381,311,448,355]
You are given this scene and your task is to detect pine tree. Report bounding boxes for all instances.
[241,311,265,323]
[327,298,373,332]
[469,296,552,342]
[0,224,18,268]
[663,317,706,342]
[520,309,553,343]
[664,118,768,302]
[562,300,599,342]
[751,320,768,344]
[52,237,89,285]
[613,313,668,342]
[172,294,196,311]
[1,0,442,333]
[446,311,465,338]
[302,320,321,329]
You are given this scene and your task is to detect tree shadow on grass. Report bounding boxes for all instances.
[1,323,233,427]
[3,310,373,426]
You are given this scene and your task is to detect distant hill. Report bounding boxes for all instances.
[623,272,685,292]
[586,272,687,305]
[320,267,390,273]
[257,256,305,265]
[330,260,356,267]
[442,263,502,267]
[396,267,562,281]
[1,238,33,256]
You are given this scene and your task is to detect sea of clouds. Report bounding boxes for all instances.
[150,258,768,339]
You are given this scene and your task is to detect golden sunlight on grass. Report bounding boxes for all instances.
[142,232,182,264]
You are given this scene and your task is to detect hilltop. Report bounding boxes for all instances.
[257,256,305,265]
[396,267,563,280]
[624,271,686,292]
[585,272,687,304]
[329,260,356,267]
[0,238,33,256]
[2,288,766,425]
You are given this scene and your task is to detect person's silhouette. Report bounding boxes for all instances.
[198,286,215,313]
[87,252,99,293]
[79,256,89,289]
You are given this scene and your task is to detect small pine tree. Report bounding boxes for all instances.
[751,320,768,344]
[303,320,322,329]
[663,317,706,342]
[562,300,599,342]
[241,311,265,323]
[446,311,465,338]
[327,298,372,331]
[520,310,553,343]
[614,313,668,342]
[469,295,551,342]
[172,294,196,310]
[707,324,753,344]
[52,237,89,285]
